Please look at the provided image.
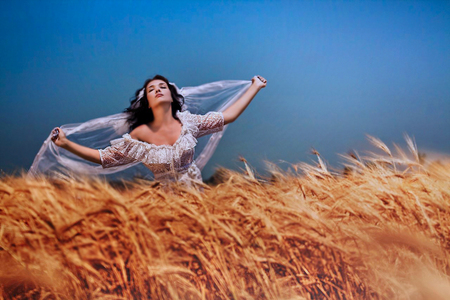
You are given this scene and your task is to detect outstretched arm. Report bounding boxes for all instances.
[51,128,101,164]
[222,75,267,125]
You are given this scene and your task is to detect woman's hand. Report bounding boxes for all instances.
[51,127,68,148]
[251,75,267,90]
[50,127,101,164]
[223,75,267,125]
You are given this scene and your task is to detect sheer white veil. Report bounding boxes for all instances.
[28,80,252,180]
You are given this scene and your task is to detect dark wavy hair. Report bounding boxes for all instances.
[125,75,184,131]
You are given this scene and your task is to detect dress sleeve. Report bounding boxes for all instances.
[98,139,137,168]
[188,111,225,138]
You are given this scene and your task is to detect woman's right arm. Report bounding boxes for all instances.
[51,127,101,164]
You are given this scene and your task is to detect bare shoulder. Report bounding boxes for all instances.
[129,124,148,140]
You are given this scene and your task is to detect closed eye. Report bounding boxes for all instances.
[147,83,167,93]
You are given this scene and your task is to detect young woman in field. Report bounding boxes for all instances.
[44,75,267,185]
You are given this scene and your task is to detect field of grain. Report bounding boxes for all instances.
[1,136,450,299]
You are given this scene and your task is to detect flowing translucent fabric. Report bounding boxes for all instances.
[28,80,252,180]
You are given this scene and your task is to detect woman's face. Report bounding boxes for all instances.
[146,79,173,108]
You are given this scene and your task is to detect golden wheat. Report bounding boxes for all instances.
[1,140,450,299]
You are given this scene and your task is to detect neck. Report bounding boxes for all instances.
[150,104,176,128]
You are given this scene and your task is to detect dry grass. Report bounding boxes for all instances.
[1,138,450,299]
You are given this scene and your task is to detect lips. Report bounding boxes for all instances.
[156,94,163,98]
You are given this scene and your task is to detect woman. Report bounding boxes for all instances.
[44,75,266,185]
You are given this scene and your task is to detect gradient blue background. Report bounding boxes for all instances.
[1,0,449,178]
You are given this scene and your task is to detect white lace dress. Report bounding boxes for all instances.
[98,110,224,185]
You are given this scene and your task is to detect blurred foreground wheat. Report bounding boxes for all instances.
[1,137,450,299]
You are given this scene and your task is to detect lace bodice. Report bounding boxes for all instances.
[98,110,224,184]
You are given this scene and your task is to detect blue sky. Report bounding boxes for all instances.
[1,0,449,178]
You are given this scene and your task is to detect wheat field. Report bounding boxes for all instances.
[1,136,450,299]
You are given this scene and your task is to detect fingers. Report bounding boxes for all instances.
[51,127,60,141]
[256,75,267,84]
[253,75,267,86]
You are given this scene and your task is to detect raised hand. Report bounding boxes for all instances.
[252,75,267,89]
[50,127,101,163]
[51,127,68,148]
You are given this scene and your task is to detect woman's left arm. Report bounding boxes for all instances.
[222,75,267,125]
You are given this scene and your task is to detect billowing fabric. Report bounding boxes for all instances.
[98,111,224,184]
[28,80,252,181]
